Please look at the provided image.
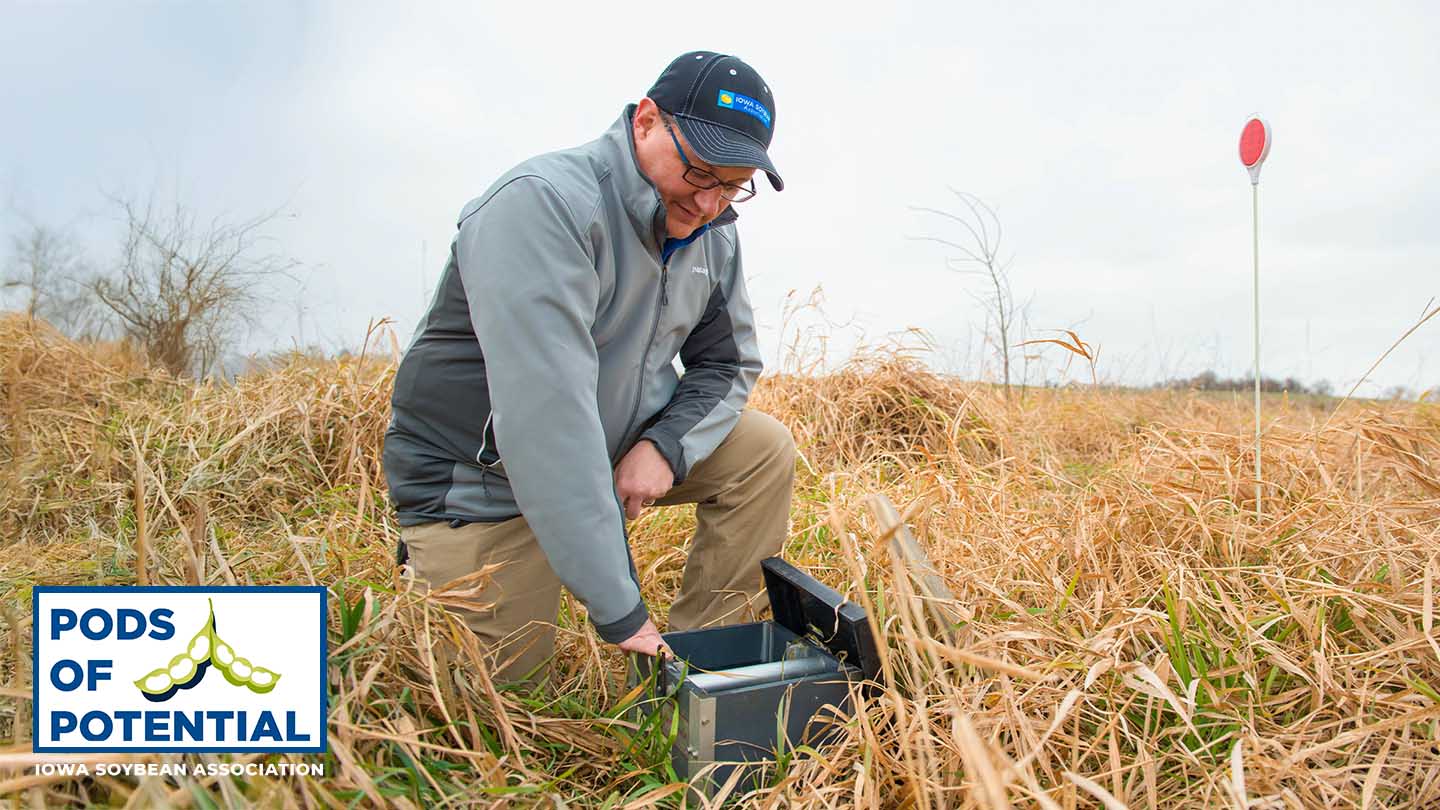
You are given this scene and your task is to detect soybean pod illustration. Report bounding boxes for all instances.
[211,630,280,693]
[133,601,215,700]
[133,599,281,700]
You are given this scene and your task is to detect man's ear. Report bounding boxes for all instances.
[633,98,661,139]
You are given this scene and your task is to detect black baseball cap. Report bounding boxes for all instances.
[646,51,783,191]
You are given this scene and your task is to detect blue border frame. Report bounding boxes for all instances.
[32,586,328,754]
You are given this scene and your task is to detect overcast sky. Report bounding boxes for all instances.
[4,1,1437,395]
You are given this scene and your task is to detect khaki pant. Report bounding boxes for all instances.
[401,409,795,684]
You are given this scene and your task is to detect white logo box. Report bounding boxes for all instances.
[32,586,327,753]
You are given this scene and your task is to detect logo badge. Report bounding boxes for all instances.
[716,89,771,128]
[33,586,326,753]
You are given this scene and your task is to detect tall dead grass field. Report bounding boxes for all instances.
[2,313,1438,809]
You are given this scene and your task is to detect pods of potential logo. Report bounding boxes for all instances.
[716,89,771,128]
[32,587,326,753]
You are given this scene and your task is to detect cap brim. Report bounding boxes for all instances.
[673,115,784,192]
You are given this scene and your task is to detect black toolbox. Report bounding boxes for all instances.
[629,557,880,799]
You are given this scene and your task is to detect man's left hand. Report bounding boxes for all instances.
[614,440,674,520]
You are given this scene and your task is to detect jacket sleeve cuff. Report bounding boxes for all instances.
[639,431,687,485]
[592,598,651,644]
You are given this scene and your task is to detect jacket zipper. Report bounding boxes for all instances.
[615,258,668,462]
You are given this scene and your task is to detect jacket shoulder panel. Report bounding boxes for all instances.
[457,150,606,234]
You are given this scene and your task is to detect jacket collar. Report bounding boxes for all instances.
[598,105,738,254]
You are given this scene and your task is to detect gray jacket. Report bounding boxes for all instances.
[383,107,762,642]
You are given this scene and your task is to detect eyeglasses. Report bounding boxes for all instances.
[661,115,757,203]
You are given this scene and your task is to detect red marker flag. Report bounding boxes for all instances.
[1239,117,1272,184]
[1239,114,1272,518]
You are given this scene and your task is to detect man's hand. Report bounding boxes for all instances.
[614,440,674,520]
[617,618,671,657]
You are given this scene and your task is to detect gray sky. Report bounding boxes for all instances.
[4,1,1437,395]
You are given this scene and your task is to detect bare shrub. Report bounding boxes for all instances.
[90,194,296,377]
[910,190,1028,401]
[2,222,105,337]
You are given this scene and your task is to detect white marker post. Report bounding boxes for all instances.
[1239,116,1271,519]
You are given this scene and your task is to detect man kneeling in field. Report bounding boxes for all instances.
[382,51,795,684]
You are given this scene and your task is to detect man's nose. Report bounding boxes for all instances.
[694,186,726,218]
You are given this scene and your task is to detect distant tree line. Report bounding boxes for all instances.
[1160,370,1334,397]
[1159,371,1429,401]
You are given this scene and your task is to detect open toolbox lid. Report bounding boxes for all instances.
[762,557,881,682]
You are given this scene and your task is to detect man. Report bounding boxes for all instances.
[383,51,795,684]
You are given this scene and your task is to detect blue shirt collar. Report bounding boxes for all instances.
[661,222,711,265]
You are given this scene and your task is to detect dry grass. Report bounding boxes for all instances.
[2,312,1438,808]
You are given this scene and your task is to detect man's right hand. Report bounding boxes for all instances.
[617,618,671,657]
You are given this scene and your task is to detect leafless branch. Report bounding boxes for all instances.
[2,222,108,337]
[909,191,1020,401]
[89,190,298,376]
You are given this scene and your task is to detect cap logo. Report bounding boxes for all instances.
[716,89,771,128]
